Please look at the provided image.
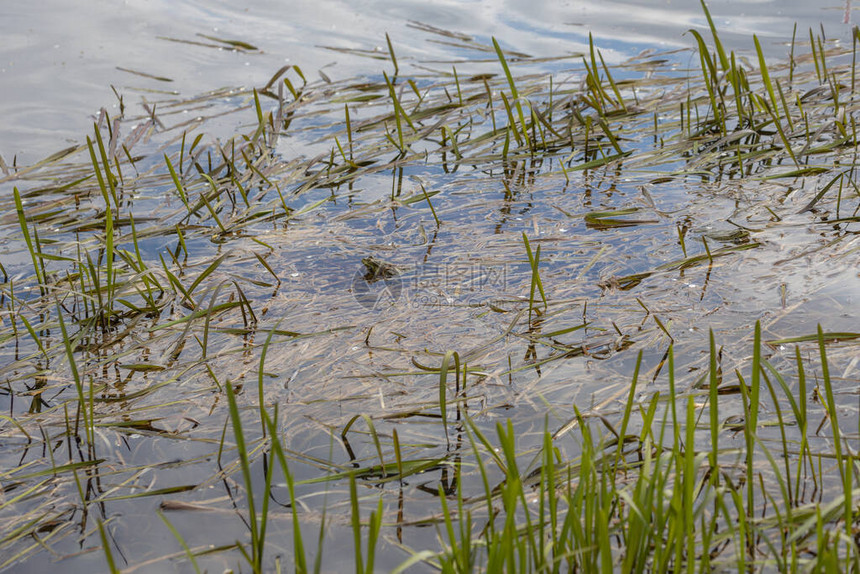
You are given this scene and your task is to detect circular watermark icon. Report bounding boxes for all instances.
[351,258,403,310]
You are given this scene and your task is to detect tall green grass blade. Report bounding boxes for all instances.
[55,302,91,446]
[263,407,307,573]
[158,510,202,574]
[708,330,720,476]
[386,32,399,76]
[817,326,848,525]
[614,350,642,470]
[165,154,190,209]
[492,37,530,148]
[12,187,44,289]
[754,36,800,167]
[225,379,263,571]
[199,174,228,234]
[349,473,364,574]
[522,232,547,320]
[439,351,459,446]
[420,184,441,227]
[699,0,730,71]
[97,520,120,574]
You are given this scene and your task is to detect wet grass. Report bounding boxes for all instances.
[0,4,859,572]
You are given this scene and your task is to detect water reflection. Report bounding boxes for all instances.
[0,0,853,161]
[1,2,858,570]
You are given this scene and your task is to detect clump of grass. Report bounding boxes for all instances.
[415,329,860,573]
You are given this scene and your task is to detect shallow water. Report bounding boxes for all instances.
[1,0,854,162]
[1,1,859,572]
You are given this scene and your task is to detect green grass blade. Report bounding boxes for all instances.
[493,37,530,147]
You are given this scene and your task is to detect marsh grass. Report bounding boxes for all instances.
[0,4,858,572]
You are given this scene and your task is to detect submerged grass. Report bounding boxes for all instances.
[0,5,859,573]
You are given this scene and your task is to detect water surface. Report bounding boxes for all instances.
[0,1,858,572]
[1,0,853,161]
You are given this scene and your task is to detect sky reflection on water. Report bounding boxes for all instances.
[0,0,854,162]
